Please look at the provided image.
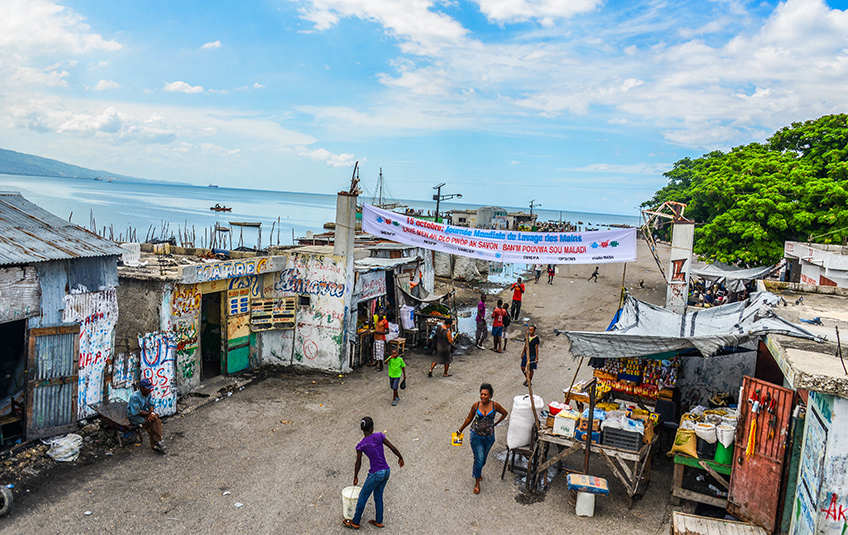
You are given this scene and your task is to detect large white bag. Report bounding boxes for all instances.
[506,394,544,450]
[400,305,415,330]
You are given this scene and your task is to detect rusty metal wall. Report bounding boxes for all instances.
[31,328,76,432]
[32,383,74,430]
[67,256,118,292]
[29,261,68,328]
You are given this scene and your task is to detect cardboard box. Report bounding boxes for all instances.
[546,415,555,429]
[578,418,601,432]
[631,413,657,443]
[574,429,601,445]
[552,415,577,437]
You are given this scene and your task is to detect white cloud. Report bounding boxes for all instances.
[163,81,205,94]
[298,147,358,167]
[200,143,240,156]
[92,79,119,91]
[201,40,222,49]
[472,0,602,26]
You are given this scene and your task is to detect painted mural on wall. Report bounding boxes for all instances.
[138,331,178,417]
[168,284,201,392]
[111,351,139,388]
[62,288,118,418]
[264,253,348,370]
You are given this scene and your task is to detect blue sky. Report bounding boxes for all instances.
[2,0,848,216]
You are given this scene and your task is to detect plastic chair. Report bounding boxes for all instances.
[654,398,679,455]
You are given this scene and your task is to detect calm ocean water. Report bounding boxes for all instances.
[0,174,640,246]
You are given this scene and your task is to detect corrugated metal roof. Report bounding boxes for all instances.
[0,192,125,265]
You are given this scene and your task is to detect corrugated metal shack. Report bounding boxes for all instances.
[0,192,124,444]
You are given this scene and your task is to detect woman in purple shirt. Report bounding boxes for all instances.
[343,416,404,529]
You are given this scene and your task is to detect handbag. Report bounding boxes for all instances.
[400,379,406,390]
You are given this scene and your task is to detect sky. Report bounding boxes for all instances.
[1,0,848,217]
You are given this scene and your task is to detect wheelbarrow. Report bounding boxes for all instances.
[89,401,142,448]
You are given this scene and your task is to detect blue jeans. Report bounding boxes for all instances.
[470,431,495,479]
[353,468,390,525]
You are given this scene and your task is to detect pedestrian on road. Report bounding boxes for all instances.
[429,317,455,377]
[491,300,507,353]
[534,263,542,284]
[475,294,488,350]
[547,264,556,284]
[127,377,165,454]
[588,266,599,282]
[373,313,389,372]
[457,383,508,495]
[510,277,525,320]
[520,325,541,386]
[386,348,406,406]
[344,416,404,529]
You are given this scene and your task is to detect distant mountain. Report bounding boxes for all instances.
[0,147,183,185]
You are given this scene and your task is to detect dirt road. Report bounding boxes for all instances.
[0,241,673,535]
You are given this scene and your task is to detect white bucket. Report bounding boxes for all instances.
[575,492,595,517]
[342,486,361,520]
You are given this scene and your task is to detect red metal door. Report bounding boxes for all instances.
[728,376,794,532]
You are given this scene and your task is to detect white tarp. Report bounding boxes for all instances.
[562,292,823,359]
[690,262,777,292]
[362,204,637,264]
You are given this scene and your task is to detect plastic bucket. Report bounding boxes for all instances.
[714,442,734,465]
[575,492,595,517]
[697,437,716,459]
[342,486,361,520]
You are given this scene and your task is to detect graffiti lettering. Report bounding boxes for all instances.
[138,332,178,416]
[670,259,687,282]
[196,257,270,283]
[290,253,343,274]
[823,493,848,522]
[275,269,345,298]
[172,285,201,316]
[229,275,260,297]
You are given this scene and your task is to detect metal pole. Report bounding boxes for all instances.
[583,379,597,474]
[435,184,442,221]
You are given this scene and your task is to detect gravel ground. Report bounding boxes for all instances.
[0,240,679,535]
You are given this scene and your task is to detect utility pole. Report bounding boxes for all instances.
[433,183,462,223]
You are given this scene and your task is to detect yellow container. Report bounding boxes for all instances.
[451,432,464,446]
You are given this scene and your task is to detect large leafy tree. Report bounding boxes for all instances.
[643,114,848,266]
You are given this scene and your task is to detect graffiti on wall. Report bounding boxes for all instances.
[195,257,270,283]
[275,269,346,297]
[138,331,178,416]
[63,288,118,418]
[112,351,139,388]
[173,319,199,382]
[172,285,201,317]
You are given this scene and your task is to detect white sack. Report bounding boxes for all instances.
[507,394,544,450]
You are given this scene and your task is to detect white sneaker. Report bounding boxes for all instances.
[476,344,485,350]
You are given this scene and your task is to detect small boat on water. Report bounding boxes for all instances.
[229,221,261,227]
[210,204,232,212]
[208,184,219,188]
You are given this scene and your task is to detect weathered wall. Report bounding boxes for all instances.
[677,347,757,408]
[138,331,178,416]
[115,278,164,353]
[166,283,201,393]
[260,251,348,371]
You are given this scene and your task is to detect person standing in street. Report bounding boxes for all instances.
[457,383,508,495]
[491,300,507,353]
[429,317,454,377]
[588,266,599,282]
[534,264,542,284]
[475,294,487,350]
[520,325,541,386]
[373,313,388,372]
[547,264,556,284]
[343,416,404,529]
[510,277,525,321]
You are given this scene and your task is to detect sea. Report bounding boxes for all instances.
[0,174,641,248]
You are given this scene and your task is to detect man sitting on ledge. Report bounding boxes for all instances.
[127,378,165,454]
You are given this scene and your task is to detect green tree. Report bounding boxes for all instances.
[643,114,848,266]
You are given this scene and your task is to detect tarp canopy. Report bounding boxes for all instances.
[399,285,450,304]
[690,262,778,292]
[562,292,823,359]
[354,255,421,272]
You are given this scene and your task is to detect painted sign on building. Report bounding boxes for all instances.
[353,270,387,301]
[62,288,118,418]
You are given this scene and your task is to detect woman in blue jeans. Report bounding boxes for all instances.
[344,416,404,529]
[457,383,508,494]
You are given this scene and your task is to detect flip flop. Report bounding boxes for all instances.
[368,520,385,528]
[427,371,433,377]
[473,487,480,494]
[443,373,452,377]
[343,519,360,529]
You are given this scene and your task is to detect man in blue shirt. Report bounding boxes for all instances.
[127,378,165,454]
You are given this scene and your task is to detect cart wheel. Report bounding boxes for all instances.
[0,486,13,516]
[102,427,116,438]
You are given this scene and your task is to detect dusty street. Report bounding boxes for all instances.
[0,241,675,535]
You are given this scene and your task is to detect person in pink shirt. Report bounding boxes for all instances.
[491,299,507,353]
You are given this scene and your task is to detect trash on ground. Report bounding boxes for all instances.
[234,502,243,508]
[84,511,92,516]
[44,433,83,462]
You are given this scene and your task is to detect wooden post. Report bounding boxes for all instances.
[583,379,597,474]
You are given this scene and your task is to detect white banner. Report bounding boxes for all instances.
[362,204,637,264]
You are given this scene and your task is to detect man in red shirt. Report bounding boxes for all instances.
[510,277,525,321]
[491,299,507,353]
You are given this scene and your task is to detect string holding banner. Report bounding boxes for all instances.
[361,204,637,264]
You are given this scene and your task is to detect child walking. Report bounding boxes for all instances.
[386,348,406,406]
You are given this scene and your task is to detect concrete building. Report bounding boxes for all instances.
[0,192,124,443]
[449,206,537,230]
[784,242,848,287]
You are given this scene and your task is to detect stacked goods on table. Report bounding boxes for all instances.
[669,405,738,463]
[542,398,659,451]
[594,356,679,399]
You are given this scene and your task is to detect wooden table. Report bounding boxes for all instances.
[671,453,732,508]
[530,426,656,508]
[672,512,768,535]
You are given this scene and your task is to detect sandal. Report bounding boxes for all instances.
[443,373,452,377]
[427,371,433,377]
[343,519,360,529]
[473,486,480,494]
[368,520,385,528]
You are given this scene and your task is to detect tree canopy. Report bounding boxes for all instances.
[643,114,848,266]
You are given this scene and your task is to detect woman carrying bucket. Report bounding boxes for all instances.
[343,416,404,529]
[457,383,509,494]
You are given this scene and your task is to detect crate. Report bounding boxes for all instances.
[575,429,601,445]
[602,427,643,451]
[578,418,601,432]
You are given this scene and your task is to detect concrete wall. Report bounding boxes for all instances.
[260,251,349,371]
[791,392,848,535]
[677,347,757,407]
[115,278,165,353]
